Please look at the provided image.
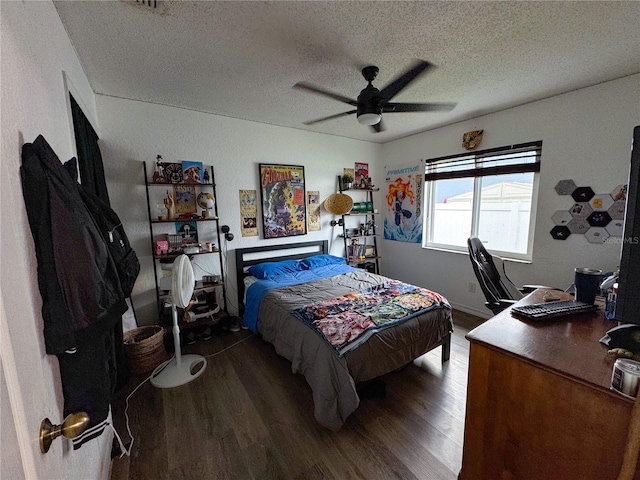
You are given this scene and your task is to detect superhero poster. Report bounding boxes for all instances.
[259,164,307,238]
[383,162,424,243]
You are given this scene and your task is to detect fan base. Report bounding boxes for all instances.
[150,354,207,389]
[361,65,379,83]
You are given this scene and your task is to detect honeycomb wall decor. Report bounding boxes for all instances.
[551,180,627,243]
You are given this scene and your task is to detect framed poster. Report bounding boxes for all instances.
[259,163,307,238]
[181,160,204,184]
[173,185,196,214]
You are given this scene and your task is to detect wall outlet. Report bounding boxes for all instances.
[468,282,477,293]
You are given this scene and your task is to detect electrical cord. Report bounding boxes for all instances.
[116,369,154,458]
[116,332,254,458]
[190,256,215,276]
[203,333,254,359]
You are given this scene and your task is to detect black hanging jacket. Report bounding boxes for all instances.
[21,135,127,354]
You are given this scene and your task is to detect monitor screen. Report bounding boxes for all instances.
[615,125,640,325]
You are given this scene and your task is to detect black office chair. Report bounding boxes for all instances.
[467,237,557,315]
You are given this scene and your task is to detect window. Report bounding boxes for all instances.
[424,141,542,261]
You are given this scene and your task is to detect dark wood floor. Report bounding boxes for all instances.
[110,310,484,480]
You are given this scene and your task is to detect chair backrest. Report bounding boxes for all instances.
[467,237,522,306]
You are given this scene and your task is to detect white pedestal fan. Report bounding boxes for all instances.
[151,255,207,388]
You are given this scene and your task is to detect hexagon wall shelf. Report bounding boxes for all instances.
[606,219,624,237]
[555,179,577,195]
[569,202,593,220]
[567,218,590,234]
[552,179,627,242]
[551,210,572,226]
[585,227,610,244]
[609,199,626,220]
[571,186,595,203]
[550,225,571,240]
[587,211,612,227]
[590,194,614,211]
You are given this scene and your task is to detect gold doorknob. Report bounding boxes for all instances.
[39,412,90,453]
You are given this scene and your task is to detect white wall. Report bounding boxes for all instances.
[1,1,113,479]
[99,76,640,323]
[95,95,379,324]
[3,2,635,476]
[380,75,640,317]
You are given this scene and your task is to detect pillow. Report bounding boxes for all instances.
[300,254,346,269]
[248,259,302,279]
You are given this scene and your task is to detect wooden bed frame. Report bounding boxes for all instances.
[235,240,328,316]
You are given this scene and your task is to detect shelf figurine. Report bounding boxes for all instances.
[164,190,175,220]
[153,155,167,183]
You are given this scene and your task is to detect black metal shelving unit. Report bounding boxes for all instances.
[337,175,380,274]
[143,162,228,328]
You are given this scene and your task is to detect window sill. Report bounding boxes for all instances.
[422,244,532,264]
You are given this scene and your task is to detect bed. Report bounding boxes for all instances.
[235,240,453,430]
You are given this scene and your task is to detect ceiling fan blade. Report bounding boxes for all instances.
[303,110,357,125]
[378,60,432,101]
[293,82,358,106]
[370,119,386,133]
[384,102,457,112]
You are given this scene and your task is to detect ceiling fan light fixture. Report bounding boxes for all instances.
[357,113,381,126]
[296,61,453,131]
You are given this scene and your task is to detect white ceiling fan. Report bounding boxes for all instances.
[150,255,207,388]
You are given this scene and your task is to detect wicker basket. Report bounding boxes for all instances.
[123,326,169,374]
[324,193,354,215]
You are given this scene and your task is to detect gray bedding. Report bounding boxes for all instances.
[256,269,453,430]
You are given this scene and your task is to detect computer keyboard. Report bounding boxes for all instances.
[511,299,599,321]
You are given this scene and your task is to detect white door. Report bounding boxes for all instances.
[0,132,113,480]
[0,292,39,479]
[0,223,113,480]
[1,354,28,480]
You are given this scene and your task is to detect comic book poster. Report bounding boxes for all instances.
[383,162,423,243]
[239,189,258,237]
[175,221,198,244]
[173,185,196,214]
[355,162,369,188]
[259,164,307,238]
[307,190,321,232]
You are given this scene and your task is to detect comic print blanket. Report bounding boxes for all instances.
[291,280,449,356]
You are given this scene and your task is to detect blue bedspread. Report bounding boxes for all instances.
[243,263,357,332]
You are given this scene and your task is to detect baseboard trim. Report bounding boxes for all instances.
[449,301,492,320]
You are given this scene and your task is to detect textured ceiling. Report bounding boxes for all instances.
[54,1,640,144]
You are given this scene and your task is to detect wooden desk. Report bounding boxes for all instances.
[459,290,638,480]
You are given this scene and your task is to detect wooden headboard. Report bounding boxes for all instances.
[235,240,329,315]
